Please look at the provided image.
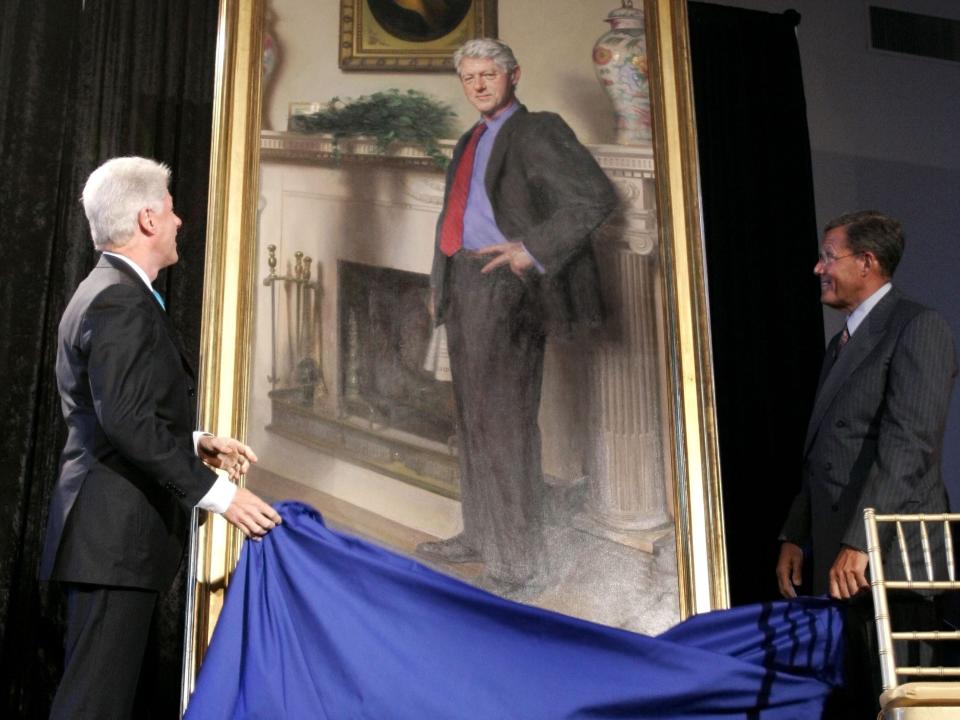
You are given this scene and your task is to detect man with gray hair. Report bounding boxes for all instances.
[41,156,281,718]
[776,210,956,714]
[419,39,617,594]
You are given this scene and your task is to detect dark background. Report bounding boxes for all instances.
[0,0,219,716]
[689,3,824,606]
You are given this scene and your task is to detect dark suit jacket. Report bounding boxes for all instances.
[40,254,217,591]
[430,106,618,335]
[781,288,957,595]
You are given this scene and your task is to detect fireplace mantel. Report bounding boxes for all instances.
[260,130,655,178]
[261,130,454,169]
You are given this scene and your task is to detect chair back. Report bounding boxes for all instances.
[864,508,960,714]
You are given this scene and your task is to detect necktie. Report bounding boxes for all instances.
[834,325,849,357]
[152,288,166,311]
[439,122,487,257]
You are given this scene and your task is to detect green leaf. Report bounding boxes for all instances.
[288,89,456,167]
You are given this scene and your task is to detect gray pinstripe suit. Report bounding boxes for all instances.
[780,287,957,595]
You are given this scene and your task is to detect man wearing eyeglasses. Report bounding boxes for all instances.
[419,39,617,594]
[776,210,956,714]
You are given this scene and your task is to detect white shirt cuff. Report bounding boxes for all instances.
[196,476,237,514]
[193,430,212,454]
[192,430,237,513]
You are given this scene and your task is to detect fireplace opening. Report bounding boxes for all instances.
[338,260,455,444]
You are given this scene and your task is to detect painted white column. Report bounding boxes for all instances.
[587,147,670,531]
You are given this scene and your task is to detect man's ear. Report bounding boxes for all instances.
[138,207,154,235]
[510,66,521,88]
[861,251,878,276]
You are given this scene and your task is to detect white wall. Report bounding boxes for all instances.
[698,0,960,504]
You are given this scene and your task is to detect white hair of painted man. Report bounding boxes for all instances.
[453,38,518,76]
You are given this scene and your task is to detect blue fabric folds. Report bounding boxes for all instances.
[186,502,844,719]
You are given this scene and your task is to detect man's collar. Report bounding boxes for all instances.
[480,100,519,129]
[101,251,154,290]
[847,282,893,335]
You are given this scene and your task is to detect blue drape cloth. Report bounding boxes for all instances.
[186,502,844,719]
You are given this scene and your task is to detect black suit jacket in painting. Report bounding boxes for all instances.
[40,254,217,591]
[780,288,957,595]
[430,105,618,335]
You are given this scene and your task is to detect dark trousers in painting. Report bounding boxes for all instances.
[445,253,546,584]
[50,583,158,720]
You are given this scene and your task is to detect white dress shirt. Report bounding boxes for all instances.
[846,282,893,337]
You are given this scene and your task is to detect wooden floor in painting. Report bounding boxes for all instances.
[248,466,486,586]
[248,466,680,635]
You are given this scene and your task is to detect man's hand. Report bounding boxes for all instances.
[198,435,258,481]
[776,542,804,598]
[477,241,534,277]
[829,546,870,599]
[222,486,282,540]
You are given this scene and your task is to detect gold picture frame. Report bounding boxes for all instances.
[339,0,498,71]
[183,0,727,706]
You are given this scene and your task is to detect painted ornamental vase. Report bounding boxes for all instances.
[592,1,651,145]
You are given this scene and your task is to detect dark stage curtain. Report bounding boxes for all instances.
[0,0,219,716]
[688,4,824,605]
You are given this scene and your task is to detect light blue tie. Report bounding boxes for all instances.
[151,288,166,311]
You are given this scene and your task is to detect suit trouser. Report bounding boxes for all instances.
[51,583,158,720]
[827,591,940,718]
[445,253,547,584]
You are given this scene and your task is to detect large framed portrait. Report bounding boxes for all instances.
[184,0,725,703]
[339,0,497,71]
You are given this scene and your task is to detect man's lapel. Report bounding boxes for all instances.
[447,130,471,179]
[484,105,526,199]
[803,288,901,454]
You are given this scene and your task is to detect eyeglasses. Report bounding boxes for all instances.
[817,251,862,266]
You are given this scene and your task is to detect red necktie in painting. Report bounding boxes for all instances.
[439,122,487,257]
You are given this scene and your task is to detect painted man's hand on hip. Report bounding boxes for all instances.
[477,241,534,277]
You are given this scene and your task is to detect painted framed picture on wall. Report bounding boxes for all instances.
[339,0,498,70]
